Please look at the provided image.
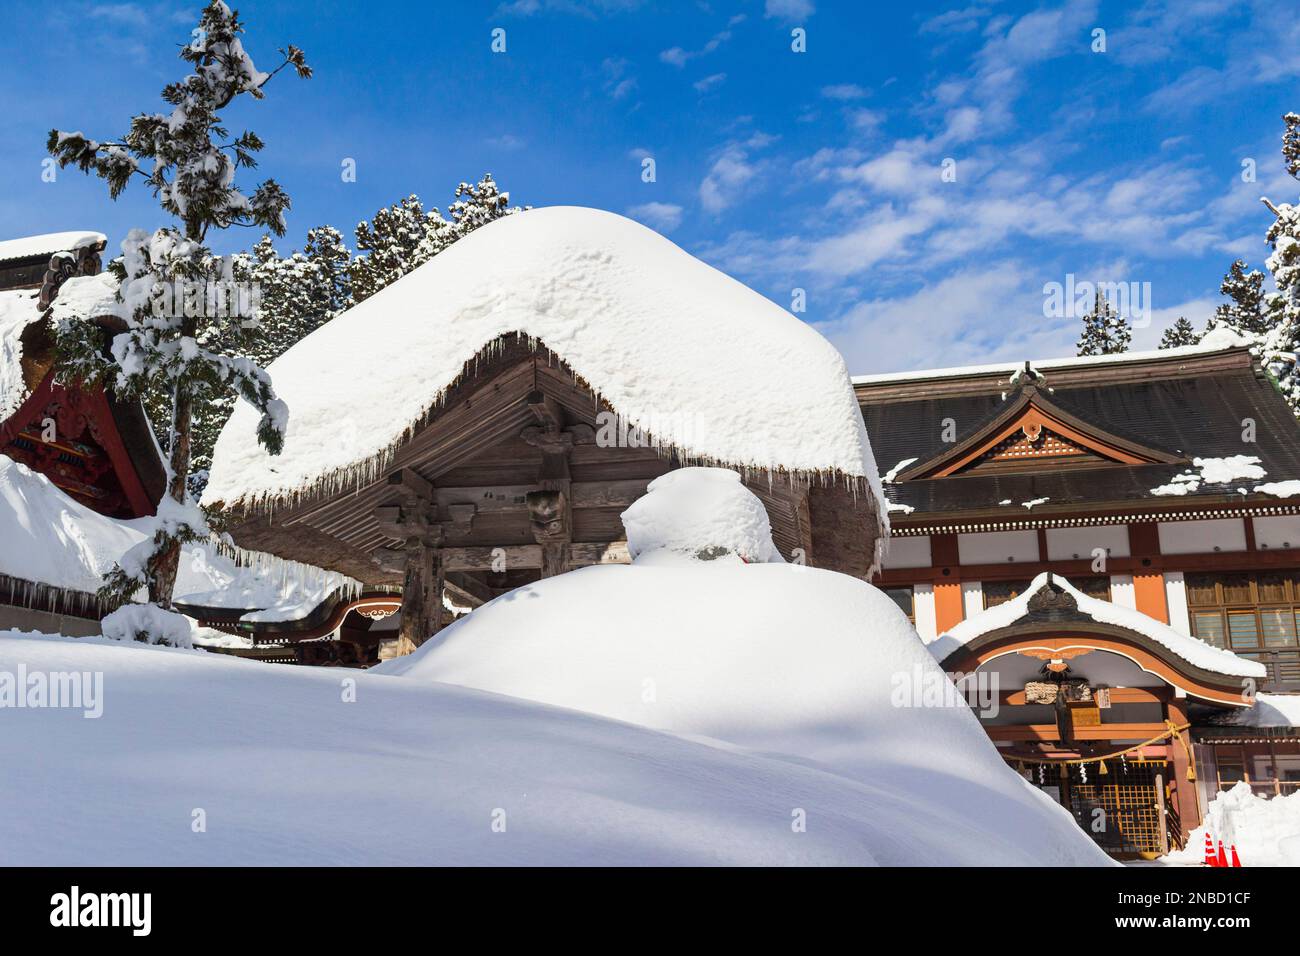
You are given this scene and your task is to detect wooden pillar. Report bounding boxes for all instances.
[931,534,965,633]
[1166,699,1199,843]
[375,469,445,657]
[521,391,576,578]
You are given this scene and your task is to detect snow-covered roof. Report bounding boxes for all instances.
[0,288,44,420]
[851,334,1252,386]
[1214,693,1300,729]
[927,572,1266,681]
[0,455,354,622]
[203,207,883,516]
[0,231,105,264]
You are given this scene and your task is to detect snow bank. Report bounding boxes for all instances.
[1164,783,1300,867]
[376,562,1108,865]
[0,456,351,621]
[928,572,1266,680]
[204,206,882,517]
[101,603,194,648]
[621,467,783,564]
[1,630,1010,866]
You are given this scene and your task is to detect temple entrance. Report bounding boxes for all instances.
[1015,756,1179,858]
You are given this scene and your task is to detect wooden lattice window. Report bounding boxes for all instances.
[1186,572,1300,651]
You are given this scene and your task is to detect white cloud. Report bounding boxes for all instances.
[700,146,759,213]
[694,73,727,93]
[765,0,814,20]
[817,262,1074,374]
[821,84,868,100]
[627,202,684,232]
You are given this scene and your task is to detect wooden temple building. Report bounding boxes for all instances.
[859,345,1300,857]
[0,232,168,633]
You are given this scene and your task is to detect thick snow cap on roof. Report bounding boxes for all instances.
[927,572,1266,681]
[203,207,882,514]
[0,289,43,420]
[0,231,105,263]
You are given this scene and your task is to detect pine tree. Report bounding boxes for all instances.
[1261,112,1300,418]
[188,227,352,492]
[1159,316,1198,349]
[350,195,455,304]
[350,174,525,303]
[304,225,352,320]
[1075,291,1131,356]
[1208,259,1276,336]
[45,1,310,635]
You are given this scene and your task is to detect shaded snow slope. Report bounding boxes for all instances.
[3,630,993,866]
[376,562,1109,865]
[928,572,1265,681]
[204,207,880,513]
[0,456,351,621]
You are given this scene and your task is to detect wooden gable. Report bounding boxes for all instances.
[897,381,1182,481]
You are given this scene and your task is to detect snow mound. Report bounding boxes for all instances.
[928,572,1266,680]
[376,563,1108,865]
[203,206,882,516]
[101,603,194,648]
[1164,782,1300,867]
[622,467,782,564]
[1,629,1016,866]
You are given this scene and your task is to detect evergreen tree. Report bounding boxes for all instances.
[188,227,352,491]
[1075,291,1131,356]
[1159,316,1199,349]
[45,1,310,633]
[1208,259,1276,336]
[350,174,525,303]
[1262,112,1300,417]
[304,225,353,320]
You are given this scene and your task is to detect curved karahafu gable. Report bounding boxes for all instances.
[203,207,885,523]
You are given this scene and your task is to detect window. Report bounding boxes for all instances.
[1186,572,1300,651]
[983,580,1031,609]
[983,576,1111,609]
[885,586,914,622]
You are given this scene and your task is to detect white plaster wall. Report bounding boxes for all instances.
[881,535,932,569]
[1164,571,1191,636]
[961,581,983,619]
[1110,573,1136,610]
[1157,518,1247,555]
[958,530,1039,565]
[1045,525,1130,561]
[1253,515,1300,551]
[912,583,937,640]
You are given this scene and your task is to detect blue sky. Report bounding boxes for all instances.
[2,0,1298,373]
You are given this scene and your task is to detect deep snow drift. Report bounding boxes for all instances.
[377,469,1108,866]
[203,207,882,516]
[1,630,980,867]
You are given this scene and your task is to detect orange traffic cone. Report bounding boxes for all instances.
[1230,844,1242,867]
[1217,840,1229,868]
[1204,831,1216,866]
